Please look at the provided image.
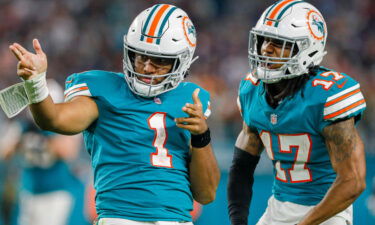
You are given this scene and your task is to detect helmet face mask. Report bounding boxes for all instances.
[249,1,327,83]
[249,30,303,83]
[123,43,186,97]
[123,4,197,97]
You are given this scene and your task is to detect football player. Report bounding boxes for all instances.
[227,1,366,225]
[9,4,220,225]
[0,80,87,225]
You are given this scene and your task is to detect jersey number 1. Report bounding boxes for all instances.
[260,131,312,183]
[148,112,173,168]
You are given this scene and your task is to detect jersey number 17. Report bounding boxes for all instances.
[260,131,313,183]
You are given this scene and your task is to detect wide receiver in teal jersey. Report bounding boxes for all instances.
[8,4,220,225]
[228,1,366,225]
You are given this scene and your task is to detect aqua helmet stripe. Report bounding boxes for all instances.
[140,4,161,41]
[156,7,178,45]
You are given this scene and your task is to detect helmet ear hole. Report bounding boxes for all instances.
[308,51,318,57]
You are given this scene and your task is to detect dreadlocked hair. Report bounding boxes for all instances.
[264,65,321,108]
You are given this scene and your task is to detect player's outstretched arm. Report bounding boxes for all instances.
[227,122,263,225]
[9,40,98,135]
[29,96,98,135]
[175,88,220,205]
[298,118,366,225]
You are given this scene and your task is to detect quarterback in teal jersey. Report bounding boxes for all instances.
[228,1,366,225]
[8,4,220,225]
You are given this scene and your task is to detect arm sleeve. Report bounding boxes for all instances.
[227,147,260,225]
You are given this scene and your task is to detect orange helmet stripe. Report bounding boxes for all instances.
[146,4,170,43]
[265,0,296,26]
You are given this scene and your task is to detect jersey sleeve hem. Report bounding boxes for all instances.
[64,83,92,102]
[323,84,366,121]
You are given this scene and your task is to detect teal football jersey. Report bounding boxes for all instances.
[238,67,366,205]
[18,120,89,225]
[64,70,211,221]
[19,121,73,194]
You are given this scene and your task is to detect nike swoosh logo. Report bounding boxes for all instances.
[336,79,348,88]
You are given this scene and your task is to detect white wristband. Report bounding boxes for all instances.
[23,72,49,104]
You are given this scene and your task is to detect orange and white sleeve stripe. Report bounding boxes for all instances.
[64,83,92,102]
[204,101,211,118]
[323,84,366,121]
[245,72,259,86]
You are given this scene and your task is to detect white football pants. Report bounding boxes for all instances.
[257,195,352,225]
[98,218,194,225]
[18,190,73,225]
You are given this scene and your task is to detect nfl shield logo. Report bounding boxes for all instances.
[270,114,277,125]
[154,97,162,104]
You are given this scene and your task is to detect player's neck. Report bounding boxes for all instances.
[264,75,310,108]
[265,80,289,108]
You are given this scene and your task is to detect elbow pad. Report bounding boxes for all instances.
[227,147,260,225]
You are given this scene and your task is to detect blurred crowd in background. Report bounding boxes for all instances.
[0,0,374,224]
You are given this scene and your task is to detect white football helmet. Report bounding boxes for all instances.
[249,0,327,83]
[123,4,197,97]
